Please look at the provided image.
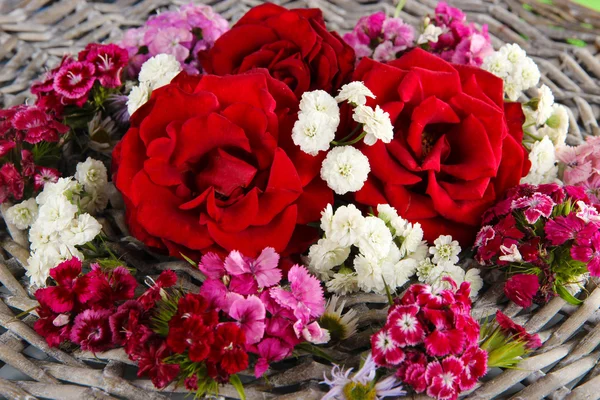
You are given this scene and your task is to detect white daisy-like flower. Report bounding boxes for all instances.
[307,238,351,280]
[292,112,336,156]
[354,253,385,294]
[36,195,78,235]
[320,146,370,195]
[417,19,443,44]
[416,257,436,283]
[75,157,108,192]
[326,271,359,295]
[320,203,335,237]
[329,204,365,247]
[358,216,393,260]
[538,104,569,147]
[430,235,461,265]
[319,295,359,341]
[521,135,558,185]
[353,105,394,146]
[127,83,151,117]
[335,81,375,106]
[61,213,102,246]
[299,90,340,126]
[5,198,38,230]
[138,53,181,90]
[535,85,554,126]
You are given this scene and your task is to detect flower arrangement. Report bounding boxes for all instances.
[474,183,600,306]
[1,0,598,398]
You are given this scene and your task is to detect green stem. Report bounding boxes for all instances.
[394,0,407,17]
[523,130,542,141]
[333,124,362,145]
[332,131,367,146]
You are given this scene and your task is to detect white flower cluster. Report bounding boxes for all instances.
[5,158,108,287]
[520,85,569,185]
[127,54,182,116]
[482,44,540,101]
[415,235,483,298]
[292,82,394,196]
[417,17,443,45]
[308,204,428,295]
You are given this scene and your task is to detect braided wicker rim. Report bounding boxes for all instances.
[0,1,599,399]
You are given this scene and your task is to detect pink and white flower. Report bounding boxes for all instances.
[425,357,464,400]
[511,193,555,224]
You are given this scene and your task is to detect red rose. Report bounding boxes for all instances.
[112,70,331,258]
[352,49,530,245]
[201,3,355,98]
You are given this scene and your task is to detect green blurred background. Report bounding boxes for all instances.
[573,0,600,11]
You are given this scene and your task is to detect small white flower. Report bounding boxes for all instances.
[329,204,365,247]
[416,258,436,283]
[321,296,359,340]
[29,223,60,254]
[521,135,558,185]
[430,262,466,291]
[75,157,107,192]
[500,43,528,64]
[417,21,443,44]
[308,239,351,280]
[483,44,540,101]
[321,146,370,195]
[354,253,385,294]
[5,198,38,230]
[384,248,418,289]
[61,213,102,246]
[499,244,522,262]
[465,268,483,298]
[335,81,375,106]
[353,105,394,146]
[79,187,109,215]
[481,52,512,79]
[127,83,151,117]
[299,90,340,126]
[25,252,56,287]
[36,195,78,235]
[398,221,424,257]
[358,216,393,260]
[138,54,181,90]
[429,235,461,265]
[564,274,588,296]
[326,271,359,295]
[535,85,554,125]
[320,204,335,237]
[538,104,569,147]
[292,112,336,156]
[36,178,82,206]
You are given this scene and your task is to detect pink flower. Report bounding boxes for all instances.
[70,309,113,352]
[397,351,428,393]
[53,61,96,104]
[495,311,541,349]
[199,278,243,313]
[504,274,539,308]
[11,106,69,144]
[254,337,291,377]
[229,295,266,345]
[0,140,15,157]
[79,43,129,88]
[269,265,325,328]
[147,27,193,63]
[224,247,282,290]
[199,252,226,279]
[0,163,24,200]
[20,150,35,177]
[371,328,405,367]
[300,321,329,344]
[557,146,593,185]
[571,231,600,276]
[582,175,600,206]
[459,346,488,390]
[34,258,87,313]
[545,214,586,246]
[424,327,466,357]
[575,200,600,223]
[387,305,425,346]
[512,193,555,224]
[425,357,464,400]
[33,166,60,190]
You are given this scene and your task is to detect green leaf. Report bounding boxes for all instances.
[229,374,246,400]
[522,3,534,11]
[382,277,394,307]
[295,343,334,362]
[566,38,587,47]
[556,285,583,305]
[180,252,197,267]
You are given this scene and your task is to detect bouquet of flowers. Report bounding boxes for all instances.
[1,0,598,398]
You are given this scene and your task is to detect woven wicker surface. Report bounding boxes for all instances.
[0,1,600,399]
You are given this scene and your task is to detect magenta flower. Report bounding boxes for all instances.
[371,328,405,367]
[70,309,113,352]
[512,193,555,224]
[504,274,539,308]
[52,61,96,104]
[224,247,282,290]
[35,258,87,313]
[424,327,466,357]
[571,232,600,276]
[269,265,325,327]
[0,163,24,201]
[79,43,129,88]
[545,214,586,246]
[254,337,291,377]
[33,166,60,191]
[387,305,425,347]
[459,346,488,390]
[0,140,15,157]
[229,295,266,345]
[425,357,464,400]
[11,106,69,144]
[82,265,138,308]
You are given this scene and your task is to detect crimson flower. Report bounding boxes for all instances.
[70,309,113,352]
[0,140,15,157]
[387,305,425,347]
[459,346,488,390]
[0,163,24,202]
[82,264,137,308]
[511,193,555,224]
[138,270,178,310]
[78,43,129,88]
[371,328,405,367]
[109,300,145,346]
[136,340,180,389]
[495,311,541,349]
[20,150,35,177]
[34,304,71,347]
[396,351,428,393]
[167,315,214,362]
[53,61,96,106]
[33,166,60,191]
[208,322,248,375]
[11,106,69,144]
[504,274,539,308]
[425,357,464,400]
[35,258,87,314]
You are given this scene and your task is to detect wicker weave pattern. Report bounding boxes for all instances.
[0,1,599,399]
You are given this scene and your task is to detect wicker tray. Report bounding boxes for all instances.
[1,1,600,399]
